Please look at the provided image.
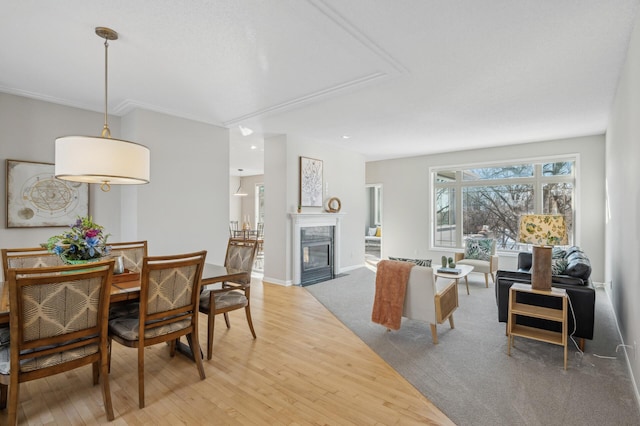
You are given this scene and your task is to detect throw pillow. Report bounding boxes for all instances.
[552,247,566,259]
[388,256,432,267]
[464,238,494,261]
[551,258,568,275]
[367,227,377,236]
[375,227,382,237]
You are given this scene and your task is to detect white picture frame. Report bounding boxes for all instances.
[299,156,323,207]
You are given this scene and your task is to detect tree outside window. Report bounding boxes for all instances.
[433,160,575,251]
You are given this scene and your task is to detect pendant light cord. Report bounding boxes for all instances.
[101,37,111,138]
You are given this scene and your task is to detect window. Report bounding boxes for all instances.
[432,159,575,251]
[255,183,264,225]
[373,185,382,225]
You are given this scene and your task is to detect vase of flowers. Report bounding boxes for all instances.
[44,216,111,264]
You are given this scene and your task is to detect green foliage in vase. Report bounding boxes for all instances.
[44,216,110,262]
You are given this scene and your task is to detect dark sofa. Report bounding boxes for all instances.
[495,247,595,347]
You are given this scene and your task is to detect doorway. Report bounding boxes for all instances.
[365,184,382,265]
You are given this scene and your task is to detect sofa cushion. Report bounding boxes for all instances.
[388,256,432,267]
[464,238,494,261]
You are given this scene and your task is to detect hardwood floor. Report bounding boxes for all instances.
[1,279,453,425]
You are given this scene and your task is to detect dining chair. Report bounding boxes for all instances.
[229,221,239,237]
[108,250,207,408]
[254,222,265,270]
[1,247,65,281]
[108,240,148,272]
[199,239,257,360]
[107,241,148,320]
[0,260,116,424]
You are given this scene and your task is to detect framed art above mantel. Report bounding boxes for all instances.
[6,159,89,228]
[299,156,323,207]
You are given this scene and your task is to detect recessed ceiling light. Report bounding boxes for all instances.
[239,125,253,136]
[342,135,351,139]
[250,145,257,150]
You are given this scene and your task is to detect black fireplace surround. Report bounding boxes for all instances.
[300,226,334,285]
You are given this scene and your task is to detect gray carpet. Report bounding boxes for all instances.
[305,267,640,426]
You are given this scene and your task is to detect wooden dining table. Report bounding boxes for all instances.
[0,263,248,325]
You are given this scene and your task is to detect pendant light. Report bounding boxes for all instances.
[55,27,150,192]
[233,183,248,197]
[234,169,247,196]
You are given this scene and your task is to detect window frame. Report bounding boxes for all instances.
[430,154,579,253]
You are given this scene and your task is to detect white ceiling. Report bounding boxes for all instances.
[1,1,638,177]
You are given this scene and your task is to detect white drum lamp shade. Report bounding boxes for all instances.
[55,27,150,192]
[55,136,150,187]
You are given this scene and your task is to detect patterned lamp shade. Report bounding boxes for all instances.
[518,214,568,246]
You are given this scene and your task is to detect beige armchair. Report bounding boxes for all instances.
[374,261,458,344]
[404,266,458,344]
[454,238,499,288]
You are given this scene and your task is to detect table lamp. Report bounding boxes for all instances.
[518,214,568,291]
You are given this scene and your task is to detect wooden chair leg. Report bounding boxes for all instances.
[484,273,489,288]
[0,383,7,409]
[107,337,112,373]
[430,323,438,344]
[448,315,455,329]
[92,361,99,385]
[245,305,257,339]
[224,312,231,329]
[207,308,215,360]
[578,338,585,351]
[169,339,177,357]
[100,357,115,421]
[188,331,206,380]
[138,346,145,409]
[8,375,19,426]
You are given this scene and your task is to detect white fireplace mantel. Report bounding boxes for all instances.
[290,212,345,285]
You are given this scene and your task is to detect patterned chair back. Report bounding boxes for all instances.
[139,251,207,332]
[224,239,258,285]
[108,240,148,272]
[1,260,115,422]
[1,247,65,281]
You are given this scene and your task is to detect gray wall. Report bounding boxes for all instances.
[263,134,365,285]
[607,7,640,402]
[0,93,231,272]
[366,134,606,281]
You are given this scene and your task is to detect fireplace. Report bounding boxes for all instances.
[290,212,344,286]
[300,226,334,285]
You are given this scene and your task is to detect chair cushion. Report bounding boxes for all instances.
[456,258,490,273]
[109,302,140,320]
[199,289,248,311]
[109,315,192,341]
[388,257,432,267]
[464,238,494,261]
[0,348,7,375]
[0,340,99,375]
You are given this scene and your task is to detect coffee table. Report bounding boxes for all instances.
[434,264,474,295]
